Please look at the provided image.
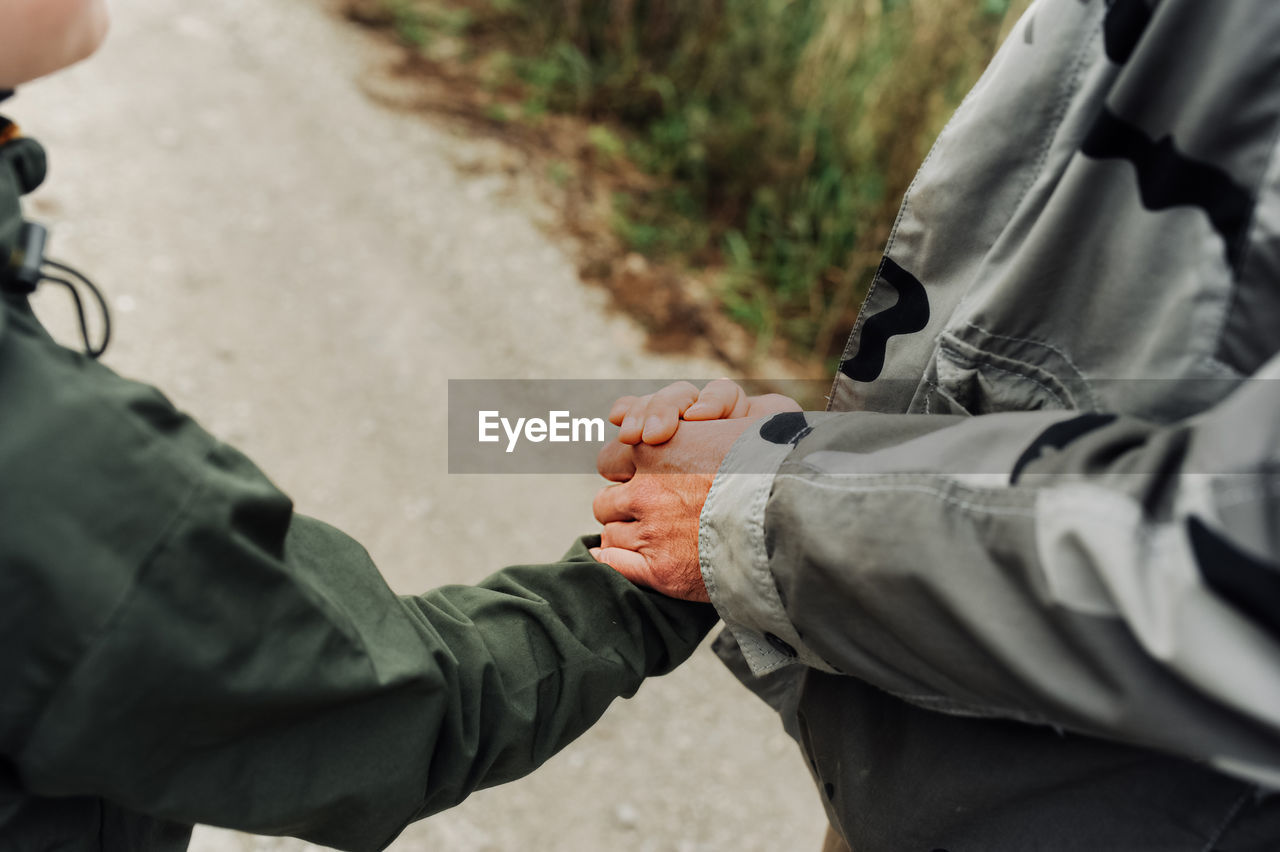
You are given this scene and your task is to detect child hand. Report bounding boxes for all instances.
[608,379,802,446]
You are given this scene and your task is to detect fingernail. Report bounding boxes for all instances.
[685,402,707,417]
[589,547,602,561]
[643,416,662,437]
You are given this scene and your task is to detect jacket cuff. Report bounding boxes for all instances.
[698,412,839,676]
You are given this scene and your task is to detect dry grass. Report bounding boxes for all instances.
[355,0,1032,368]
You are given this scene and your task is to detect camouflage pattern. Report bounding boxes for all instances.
[701,1,1280,848]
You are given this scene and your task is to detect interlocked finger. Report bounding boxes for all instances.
[601,521,644,551]
[596,440,637,482]
[608,395,642,426]
[592,482,637,524]
[620,381,700,445]
[590,546,652,588]
[685,378,750,421]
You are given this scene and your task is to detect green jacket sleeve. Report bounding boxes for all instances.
[0,301,716,852]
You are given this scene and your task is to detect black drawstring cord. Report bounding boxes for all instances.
[2,221,112,358]
[40,259,112,359]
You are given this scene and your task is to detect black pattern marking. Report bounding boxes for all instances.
[760,411,812,446]
[839,258,930,383]
[1189,516,1280,642]
[1103,0,1154,64]
[1081,109,1253,273]
[1010,413,1117,483]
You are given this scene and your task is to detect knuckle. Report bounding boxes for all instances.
[659,381,697,401]
[623,481,653,513]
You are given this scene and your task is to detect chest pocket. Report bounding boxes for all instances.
[917,327,1094,417]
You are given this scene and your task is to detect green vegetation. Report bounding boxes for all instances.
[384,0,1029,361]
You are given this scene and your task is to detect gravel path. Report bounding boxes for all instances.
[8,0,825,849]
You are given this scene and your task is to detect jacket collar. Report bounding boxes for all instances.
[0,117,47,269]
[0,114,47,339]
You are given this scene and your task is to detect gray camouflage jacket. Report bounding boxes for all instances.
[700,1,1280,848]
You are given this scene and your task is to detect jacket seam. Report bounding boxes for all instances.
[829,16,984,406]
[784,473,1039,518]
[1201,790,1252,852]
[1018,1,1102,217]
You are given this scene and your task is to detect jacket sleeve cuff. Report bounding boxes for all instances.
[698,412,840,676]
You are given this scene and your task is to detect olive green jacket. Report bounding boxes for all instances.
[0,135,715,852]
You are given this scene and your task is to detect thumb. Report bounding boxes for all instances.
[590,546,653,588]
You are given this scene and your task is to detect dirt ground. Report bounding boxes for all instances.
[7,0,827,848]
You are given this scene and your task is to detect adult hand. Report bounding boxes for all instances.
[591,417,758,602]
[609,379,801,446]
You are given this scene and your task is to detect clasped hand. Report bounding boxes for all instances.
[592,380,800,602]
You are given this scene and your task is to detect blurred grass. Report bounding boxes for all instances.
[382,0,1031,362]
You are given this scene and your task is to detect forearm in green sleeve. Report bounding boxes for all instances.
[17,439,715,852]
[400,534,718,821]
